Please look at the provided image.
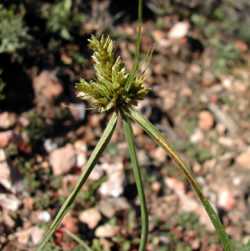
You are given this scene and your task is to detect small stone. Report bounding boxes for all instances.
[22,197,34,211]
[68,103,86,121]
[0,194,20,211]
[18,115,30,127]
[168,21,190,39]
[165,177,185,195]
[202,71,215,87]
[0,149,7,162]
[233,81,248,93]
[62,214,78,233]
[198,111,214,131]
[33,71,63,101]
[79,208,102,229]
[49,144,76,175]
[89,164,104,181]
[190,129,204,143]
[0,131,14,148]
[235,40,248,52]
[88,114,101,128]
[132,123,143,136]
[161,90,176,110]
[152,147,166,163]
[190,64,201,75]
[37,211,51,222]
[44,138,58,153]
[222,77,233,89]
[99,239,113,250]
[236,148,250,169]
[216,123,227,135]
[74,140,87,167]
[0,161,11,190]
[31,227,45,245]
[137,150,150,166]
[180,86,192,97]
[218,189,235,211]
[0,112,16,129]
[98,197,129,218]
[99,163,124,198]
[60,52,72,65]
[0,150,12,190]
[95,224,119,238]
[151,181,161,193]
[2,211,15,228]
[16,227,44,245]
[218,137,234,147]
[152,30,171,48]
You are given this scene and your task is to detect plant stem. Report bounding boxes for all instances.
[126,0,143,91]
[135,0,143,70]
[126,107,232,251]
[123,115,148,251]
[37,112,118,251]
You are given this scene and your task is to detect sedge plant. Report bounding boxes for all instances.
[37,0,233,250]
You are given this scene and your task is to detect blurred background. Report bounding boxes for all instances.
[0,0,250,250]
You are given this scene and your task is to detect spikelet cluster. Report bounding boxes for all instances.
[75,35,149,112]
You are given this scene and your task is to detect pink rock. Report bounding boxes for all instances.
[168,21,190,39]
[99,163,124,198]
[0,112,16,129]
[79,208,102,229]
[198,111,214,131]
[95,224,119,238]
[218,189,235,211]
[0,149,11,190]
[152,147,166,163]
[0,194,20,211]
[236,148,250,169]
[49,144,76,175]
[62,214,78,233]
[33,71,63,101]
[16,226,44,245]
[0,130,14,148]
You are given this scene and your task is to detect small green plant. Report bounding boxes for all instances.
[0,4,29,53]
[212,41,241,74]
[37,1,233,251]
[25,112,48,148]
[42,0,85,40]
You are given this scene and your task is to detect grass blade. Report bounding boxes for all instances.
[126,107,232,251]
[37,112,118,251]
[123,114,149,251]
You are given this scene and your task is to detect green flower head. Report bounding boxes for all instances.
[75,35,149,112]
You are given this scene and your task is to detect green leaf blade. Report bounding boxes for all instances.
[123,114,149,251]
[37,112,118,251]
[126,107,233,251]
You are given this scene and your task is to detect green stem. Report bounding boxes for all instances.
[37,112,118,251]
[123,114,148,251]
[126,107,232,251]
[135,0,143,70]
[126,0,143,91]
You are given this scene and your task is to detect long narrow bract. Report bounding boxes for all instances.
[125,107,233,251]
[37,112,118,251]
[123,115,149,251]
